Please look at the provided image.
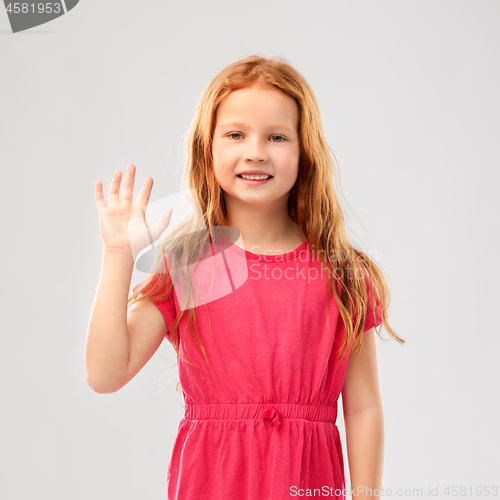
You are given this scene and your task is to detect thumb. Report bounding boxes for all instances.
[149,208,174,241]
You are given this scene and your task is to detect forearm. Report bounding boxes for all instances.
[85,249,134,393]
[344,406,384,500]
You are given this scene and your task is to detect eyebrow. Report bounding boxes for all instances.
[218,121,296,133]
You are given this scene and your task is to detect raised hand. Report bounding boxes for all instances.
[94,164,173,260]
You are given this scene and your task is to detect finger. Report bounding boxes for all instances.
[149,208,174,241]
[108,170,122,205]
[135,176,154,209]
[95,180,107,211]
[121,164,136,204]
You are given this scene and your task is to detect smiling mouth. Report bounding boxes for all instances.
[237,174,273,180]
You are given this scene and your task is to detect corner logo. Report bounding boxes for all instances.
[3,1,79,33]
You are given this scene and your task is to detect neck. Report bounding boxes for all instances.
[224,194,304,254]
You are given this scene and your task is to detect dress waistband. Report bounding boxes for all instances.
[184,402,337,427]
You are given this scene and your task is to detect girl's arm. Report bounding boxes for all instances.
[85,250,168,394]
[85,249,135,393]
[341,327,384,500]
[86,166,172,394]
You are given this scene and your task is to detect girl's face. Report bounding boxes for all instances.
[212,85,300,210]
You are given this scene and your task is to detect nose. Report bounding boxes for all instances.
[243,137,268,162]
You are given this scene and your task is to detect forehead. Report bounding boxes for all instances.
[215,86,299,130]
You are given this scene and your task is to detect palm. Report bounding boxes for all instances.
[95,164,173,260]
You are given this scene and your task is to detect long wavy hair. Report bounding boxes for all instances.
[128,54,403,393]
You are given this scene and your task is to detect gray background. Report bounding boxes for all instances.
[1,1,499,499]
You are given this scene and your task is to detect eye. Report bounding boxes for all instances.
[270,135,285,143]
[227,133,286,142]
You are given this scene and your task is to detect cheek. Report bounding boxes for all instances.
[212,142,226,165]
[211,145,224,177]
[275,148,300,176]
[212,150,232,187]
[213,149,236,179]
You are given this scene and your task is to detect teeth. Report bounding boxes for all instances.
[240,174,272,180]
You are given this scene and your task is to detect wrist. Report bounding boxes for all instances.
[102,246,135,262]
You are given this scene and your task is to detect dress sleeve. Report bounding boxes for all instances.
[132,273,177,344]
[362,269,384,334]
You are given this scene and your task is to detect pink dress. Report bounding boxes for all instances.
[133,240,382,500]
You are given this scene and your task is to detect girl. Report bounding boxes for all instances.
[86,54,403,500]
